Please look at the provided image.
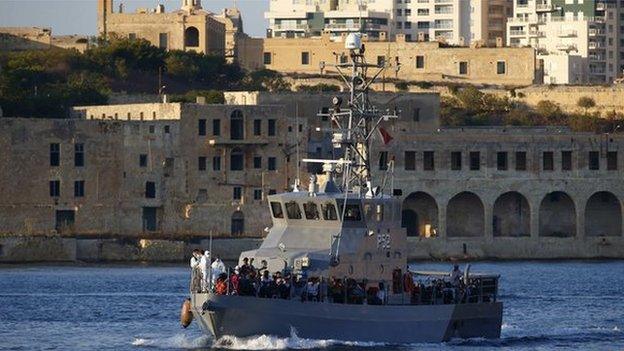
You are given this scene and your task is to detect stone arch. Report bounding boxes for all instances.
[493,191,530,237]
[230,109,244,140]
[585,191,622,237]
[539,192,576,237]
[402,192,438,237]
[447,192,484,237]
[184,26,200,47]
[231,211,244,235]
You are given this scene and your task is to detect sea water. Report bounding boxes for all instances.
[0,261,623,350]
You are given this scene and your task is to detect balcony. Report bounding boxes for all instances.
[529,30,545,37]
[535,4,555,12]
[509,30,526,36]
[273,23,310,31]
[589,41,604,49]
[557,29,578,37]
[556,44,577,52]
[589,28,606,36]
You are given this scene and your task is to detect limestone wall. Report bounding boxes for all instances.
[253,36,538,86]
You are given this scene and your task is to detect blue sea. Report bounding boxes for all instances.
[0,261,623,350]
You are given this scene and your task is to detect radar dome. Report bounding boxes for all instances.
[345,33,362,50]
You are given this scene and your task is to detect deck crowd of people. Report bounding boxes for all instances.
[190,250,485,305]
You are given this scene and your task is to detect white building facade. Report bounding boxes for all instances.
[266,0,512,46]
[506,0,621,84]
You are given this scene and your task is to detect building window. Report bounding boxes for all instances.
[213,156,221,171]
[268,157,277,171]
[159,33,168,49]
[198,156,207,171]
[139,154,148,168]
[469,152,480,170]
[212,119,221,136]
[253,189,262,200]
[562,151,572,171]
[459,61,468,75]
[423,151,434,171]
[413,108,420,122]
[416,55,424,69]
[268,119,276,136]
[50,143,60,167]
[49,180,60,197]
[301,52,310,65]
[198,119,206,136]
[184,26,199,47]
[377,56,385,67]
[497,61,506,75]
[268,189,277,195]
[253,156,262,169]
[515,151,527,171]
[164,125,170,134]
[589,151,600,170]
[543,152,554,171]
[74,180,85,197]
[379,151,389,171]
[497,152,508,171]
[253,119,262,136]
[451,151,462,170]
[607,151,618,171]
[145,182,156,198]
[230,110,244,140]
[233,186,242,200]
[148,125,155,134]
[74,143,84,167]
[263,52,272,65]
[230,149,244,171]
[404,151,416,170]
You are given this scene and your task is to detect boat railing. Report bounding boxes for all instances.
[190,268,499,306]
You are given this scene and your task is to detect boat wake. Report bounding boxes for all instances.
[214,327,387,350]
[131,333,211,349]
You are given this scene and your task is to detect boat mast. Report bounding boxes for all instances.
[327,34,398,196]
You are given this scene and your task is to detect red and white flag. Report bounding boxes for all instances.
[378,127,394,145]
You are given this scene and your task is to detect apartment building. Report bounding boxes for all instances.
[507,0,621,84]
[265,0,512,46]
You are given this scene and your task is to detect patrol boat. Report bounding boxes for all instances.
[187,33,503,344]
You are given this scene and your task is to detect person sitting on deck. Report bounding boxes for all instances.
[450,265,462,287]
[258,270,273,298]
[229,267,240,295]
[215,273,228,295]
[305,278,320,301]
[211,256,226,287]
[374,282,386,305]
[240,257,251,276]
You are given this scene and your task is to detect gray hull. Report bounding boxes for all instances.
[191,293,502,344]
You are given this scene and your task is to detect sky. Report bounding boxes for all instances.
[0,0,270,37]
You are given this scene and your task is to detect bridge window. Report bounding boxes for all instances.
[270,202,284,218]
[322,203,338,220]
[286,201,302,219]
[340,203,362,221]
[303,202,320,220]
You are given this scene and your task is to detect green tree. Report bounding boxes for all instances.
[577,96,596,113]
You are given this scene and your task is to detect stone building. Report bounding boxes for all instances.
[2,91,624,258]
[255,34,540,86]
[97,0,225,56]
[0,27,90,52]
[0,101,305,238]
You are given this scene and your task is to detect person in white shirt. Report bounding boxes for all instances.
[211,256,226,286]
[199,250,210,291]
[190,249,201,269]
[189,249,202,292]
